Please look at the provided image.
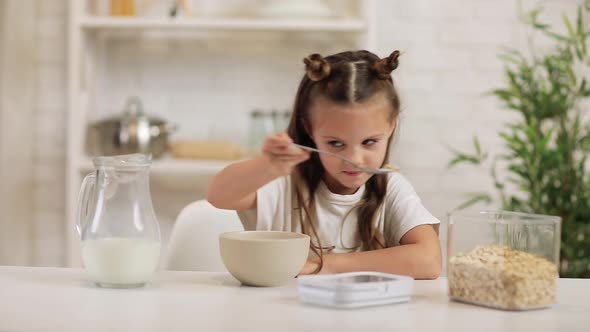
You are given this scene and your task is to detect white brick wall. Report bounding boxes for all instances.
[378,0,575,218]
[0,0,582,266]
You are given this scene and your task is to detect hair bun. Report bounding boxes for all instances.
[373,50,400,80]
[303,53,331,81]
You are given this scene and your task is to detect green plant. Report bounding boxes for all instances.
[449,1,590,278]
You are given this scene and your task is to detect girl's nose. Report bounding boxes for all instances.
[343,147,364,166]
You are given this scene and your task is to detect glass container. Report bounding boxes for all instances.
[447,210,561,310]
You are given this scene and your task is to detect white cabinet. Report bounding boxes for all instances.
[66,0,377,266]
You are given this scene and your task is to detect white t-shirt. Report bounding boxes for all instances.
[237,172,439,253]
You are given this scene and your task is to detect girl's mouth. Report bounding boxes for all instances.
[342,170,362,177]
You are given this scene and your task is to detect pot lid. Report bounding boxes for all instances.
[94,97,166,126]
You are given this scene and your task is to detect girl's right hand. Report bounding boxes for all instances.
[261,132,310,177]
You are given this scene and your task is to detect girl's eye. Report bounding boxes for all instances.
[363,139,378,146]
[327,141,344,148]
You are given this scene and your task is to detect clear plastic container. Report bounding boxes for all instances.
[447,210,561,310]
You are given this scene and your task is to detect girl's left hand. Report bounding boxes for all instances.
[298,256,333,276]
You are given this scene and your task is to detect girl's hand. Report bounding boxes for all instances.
[261,132,310,177]
[298,256,333,276]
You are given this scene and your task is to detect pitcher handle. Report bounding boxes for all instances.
[76,172,96,237]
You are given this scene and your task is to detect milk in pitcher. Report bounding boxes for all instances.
[82,237,161,287]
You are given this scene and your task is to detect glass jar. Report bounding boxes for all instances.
[447,210,561,310]
[247,110,275,151]
[271,109,292,132]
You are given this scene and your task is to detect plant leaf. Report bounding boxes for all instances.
[454,193,493,211]
[564,14,576,38]
[448,153,482,168]
[473,136,482,155]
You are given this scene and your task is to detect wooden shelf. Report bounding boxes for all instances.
[78,16,366,32]
[79,157,234,175]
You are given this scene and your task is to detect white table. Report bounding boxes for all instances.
[1,266,588,332]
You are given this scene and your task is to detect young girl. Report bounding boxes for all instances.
[207,50,442,279]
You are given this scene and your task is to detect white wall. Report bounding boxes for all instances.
[0,0,38,265]
[34,1,68,266]
[0,0,581,266]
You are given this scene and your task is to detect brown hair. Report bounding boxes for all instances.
[287,50,401,273]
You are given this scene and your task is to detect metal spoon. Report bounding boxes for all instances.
[293,144,399,175]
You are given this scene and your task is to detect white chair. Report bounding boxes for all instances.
[163,200,244,272]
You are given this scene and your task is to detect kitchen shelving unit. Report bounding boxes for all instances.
[66,0,377,266]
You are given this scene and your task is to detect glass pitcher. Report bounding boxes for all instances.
[76,154,161,288]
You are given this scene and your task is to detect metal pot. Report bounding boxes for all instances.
[89,97,177,158]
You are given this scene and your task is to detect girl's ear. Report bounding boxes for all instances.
[303,122,314,142]
[387,118,398,137]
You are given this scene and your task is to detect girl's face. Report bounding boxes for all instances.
[308,94,396,195]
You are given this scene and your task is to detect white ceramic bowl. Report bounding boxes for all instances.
[219,231,310,287]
